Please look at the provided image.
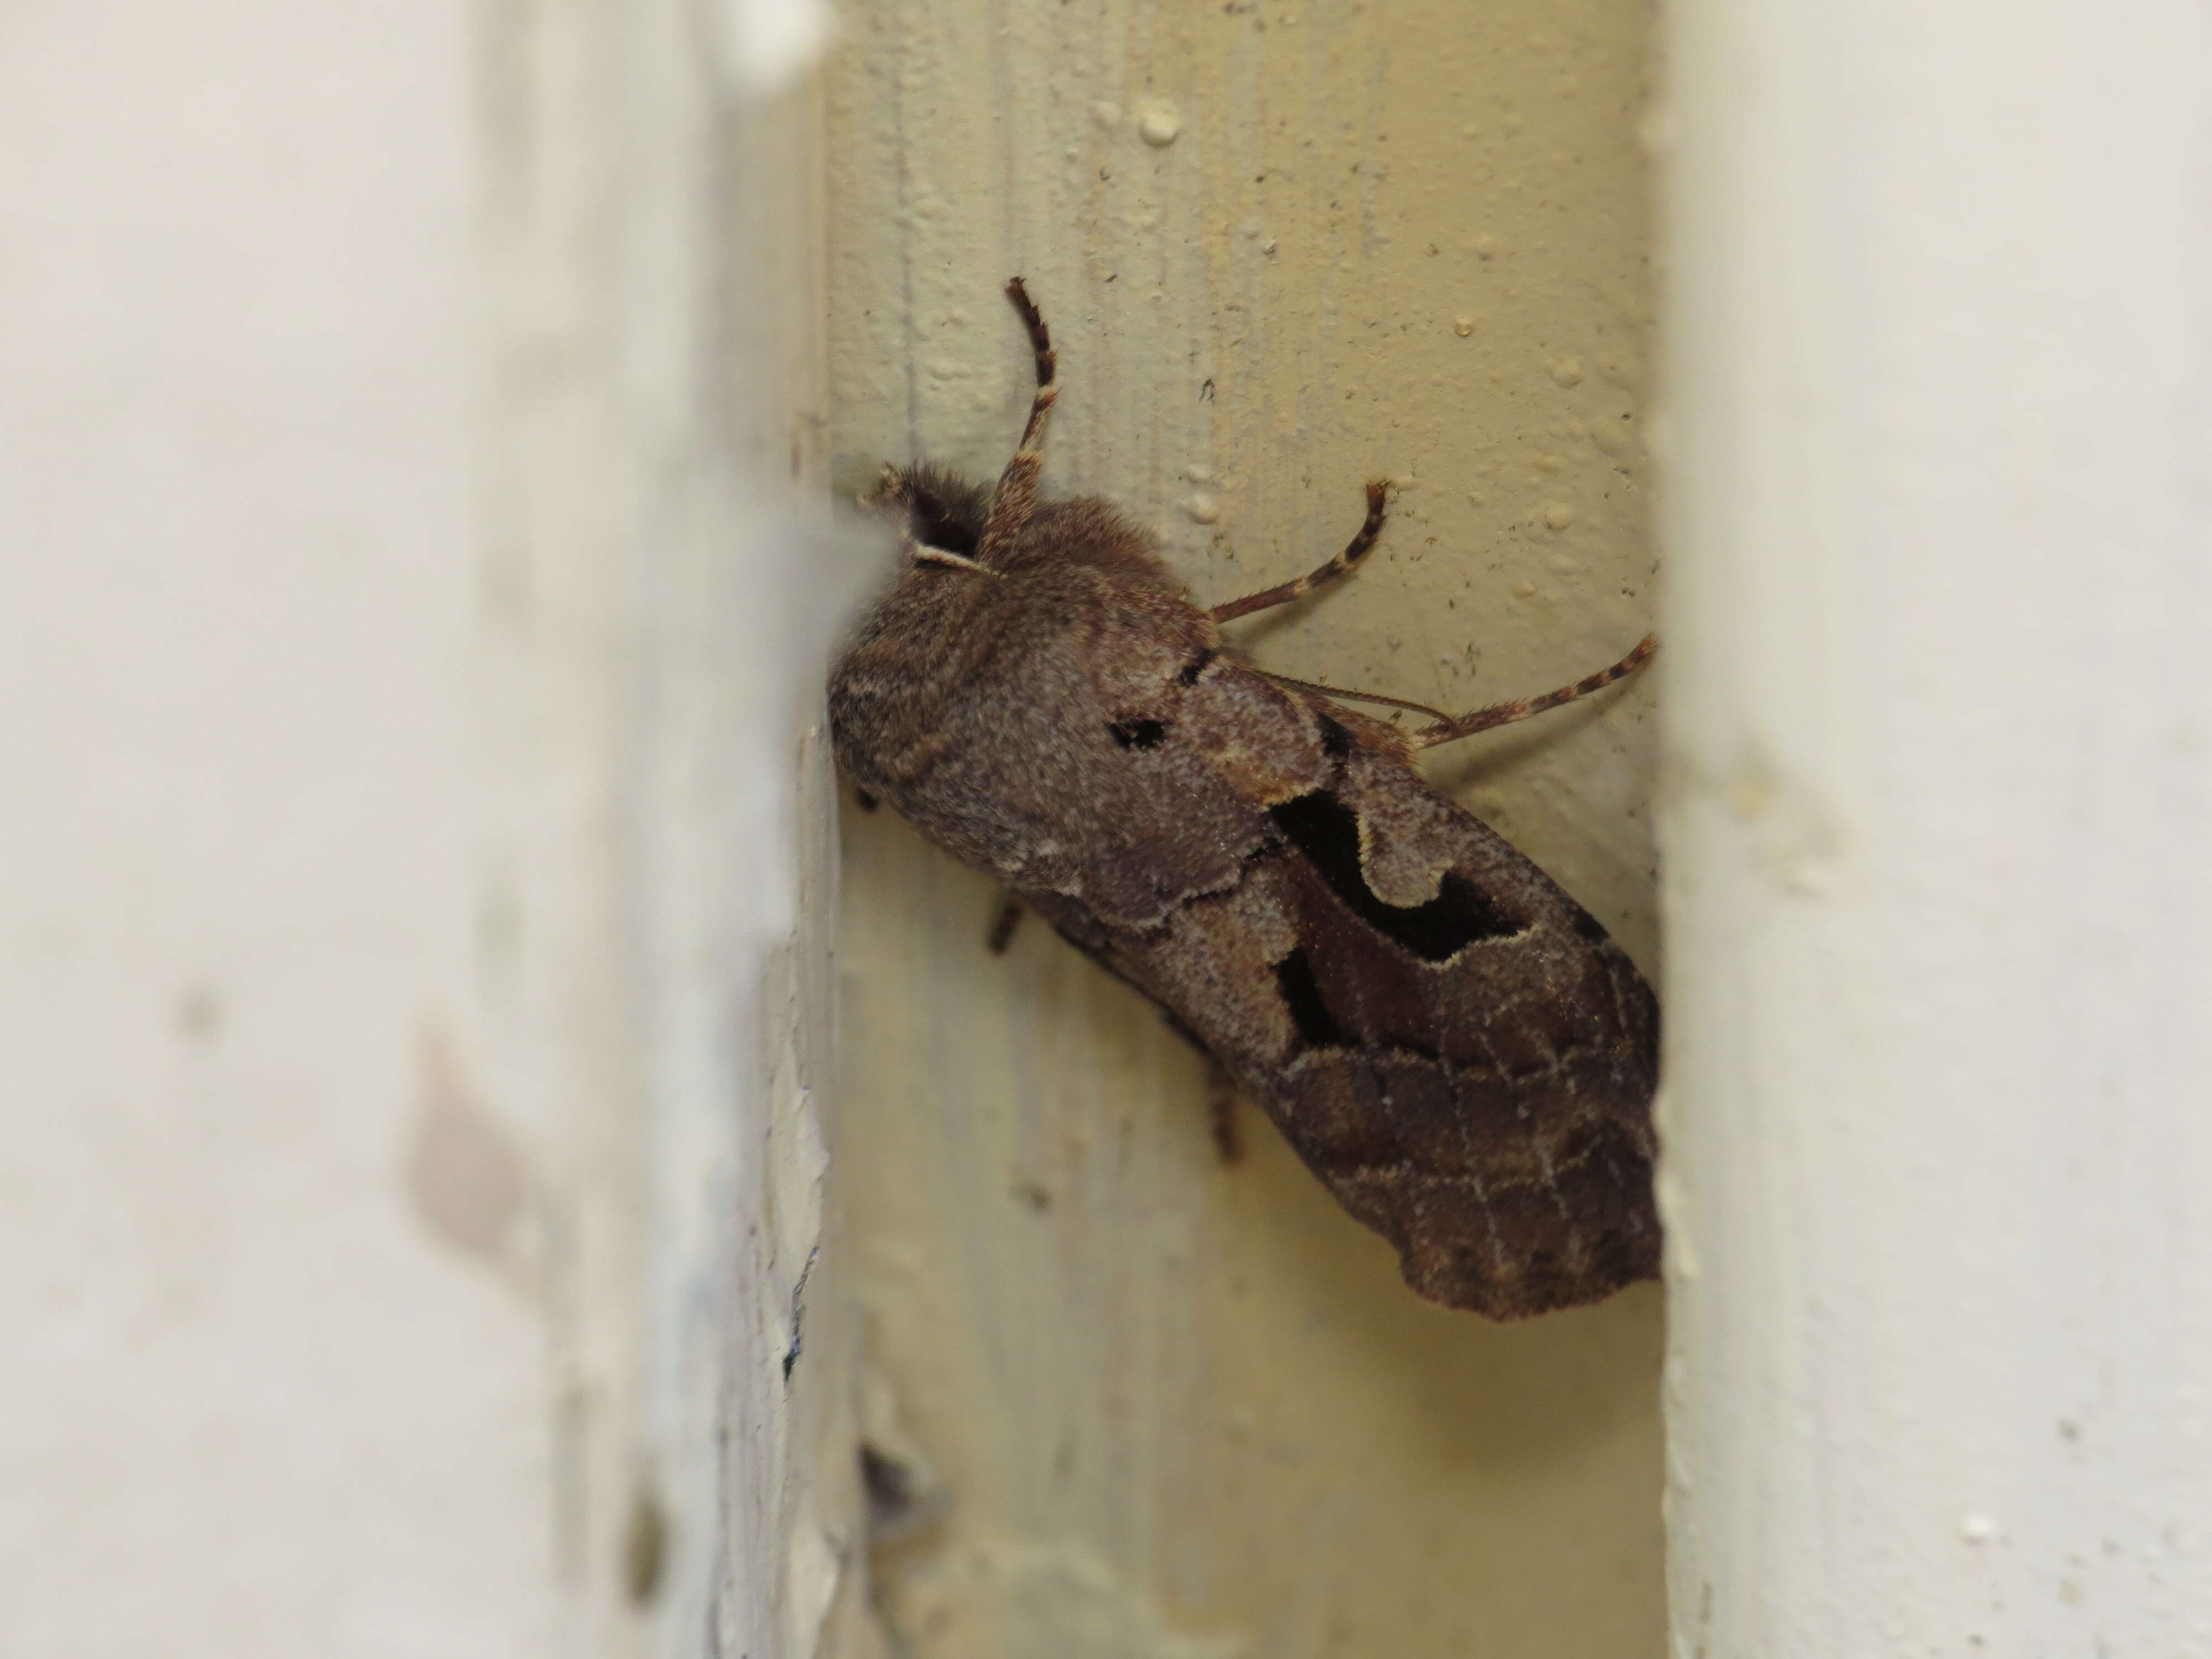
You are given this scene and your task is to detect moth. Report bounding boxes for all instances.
[829,280,1660,1318]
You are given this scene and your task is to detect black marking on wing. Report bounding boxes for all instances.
[1317,714,1355,759]
[1267,790,1523,962]
[1271,948,1347,1050]
[1176,649,1216,687]
[1108,717,1168,750]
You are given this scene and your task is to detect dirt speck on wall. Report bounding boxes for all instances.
[826,1,1662,1654]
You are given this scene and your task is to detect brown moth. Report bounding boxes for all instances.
[829,280,1660,1318]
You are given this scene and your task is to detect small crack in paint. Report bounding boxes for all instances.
[782,1243,821,1384]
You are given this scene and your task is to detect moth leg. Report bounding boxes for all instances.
[1206,1065,1244,1166]
[1415,634,1656,748]
[1032,920,1240,1142]
[977,277,1060,557]
[1152,1011,1244,1165]
[985,892,1025,954]
[1251,669,1454,728]
[1208,479,1390,624]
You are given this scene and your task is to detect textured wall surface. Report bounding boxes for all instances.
[825,3,1663,1654]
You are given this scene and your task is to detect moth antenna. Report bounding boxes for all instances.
[1209,479,1391,623]
[977,277,1061,559]
[1414,634,1656,748]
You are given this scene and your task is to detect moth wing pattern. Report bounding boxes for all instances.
[1015,657,1660,1318]
[829,283,1660,1319]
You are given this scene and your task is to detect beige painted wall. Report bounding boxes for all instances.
[825,2,1661,1653]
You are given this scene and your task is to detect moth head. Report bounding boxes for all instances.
[862,463,997,576]
[904,540,999,577]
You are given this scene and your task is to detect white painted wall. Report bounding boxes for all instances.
[1659,1,2212,1652]
[0,3,852,1655]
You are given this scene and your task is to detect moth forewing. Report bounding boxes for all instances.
[827,279,1658,1319]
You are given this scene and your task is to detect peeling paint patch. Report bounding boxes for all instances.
[407,1026,529,1273]
[784,1242,820,1383]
